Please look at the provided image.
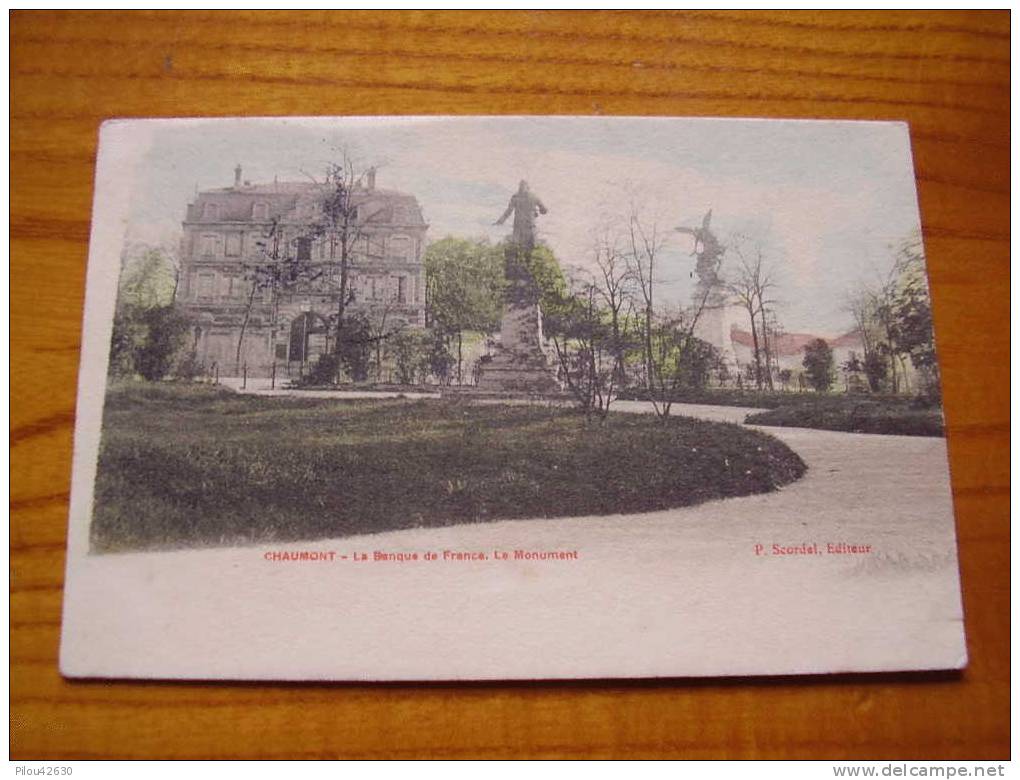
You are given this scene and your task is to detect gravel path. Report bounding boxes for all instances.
[62,389,967,680]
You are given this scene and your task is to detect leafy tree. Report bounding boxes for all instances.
[425,236,567,384]
[135,306,191,381]
[842,231,937,400]
[109,244,187,378]
[888,235,939,402]
[802,338,835,392]
[778,368,793,391]
[863,350,887,392]
[425,237,504,383]
[425,329,457,385]
[387,329,433,385]
[109,304,147,376]
[336,312,373,382]
[119,245,178,309]
[841,351,869,393]
[674,337,722,390]
[519,241,568,315]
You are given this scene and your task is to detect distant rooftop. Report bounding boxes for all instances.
[730,326,862,356]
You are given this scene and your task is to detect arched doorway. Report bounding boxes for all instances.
[288,312,331,365]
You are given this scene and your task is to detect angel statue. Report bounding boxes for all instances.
[676,209,725,293]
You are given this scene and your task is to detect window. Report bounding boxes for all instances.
[197,273,216,299]
[252,202,269,220]
[225,233,242,257]
[225,275,245,299]
[203,202,219,220]
[200,234,219,257]
[389,235,412,262]
[395,275,406,304]
[354,276,371,301]
[296,237,312,262]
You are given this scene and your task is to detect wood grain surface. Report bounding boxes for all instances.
[10,10,1009,760]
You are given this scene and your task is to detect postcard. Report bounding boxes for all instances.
[59,116,966,680]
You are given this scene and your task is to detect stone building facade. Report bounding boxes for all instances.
[176,166,428,378]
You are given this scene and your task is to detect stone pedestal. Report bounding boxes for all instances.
[693,301,740,368]
[475,300,561,394]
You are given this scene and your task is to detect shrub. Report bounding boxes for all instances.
[802,338,835,392]
[746,402,944,437]
[135,305,191,381]
[304,353,340,386]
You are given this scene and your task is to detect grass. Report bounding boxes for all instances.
[619,385,922,409]
[90,382,807,553]
[745,401,944,437]
[617,387,944,437]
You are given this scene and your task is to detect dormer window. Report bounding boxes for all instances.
[203,202,219,220]
[252,202,269,220]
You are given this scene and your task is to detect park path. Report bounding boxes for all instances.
[64,381,967,680]
[218,376,758,423]
[217,376,441,400]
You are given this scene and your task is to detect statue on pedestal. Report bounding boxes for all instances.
[473,180,560,394]
[676,209,739,371]
[495,180,547,253]
[495,180,548,303]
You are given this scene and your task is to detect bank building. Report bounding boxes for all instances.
[176,165,428,378]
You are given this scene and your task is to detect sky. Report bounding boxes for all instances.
[119,116,925,334]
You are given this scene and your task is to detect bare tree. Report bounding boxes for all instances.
[764,311,786,389]
[235,216,324,373]
[643,279,722,418]
[292,148,391,381]
[591,228,637,387]
[623,199,668,390]
[363,299,405,382]
[546,274,620,422]
[316,157,368,379]
[726,239,777,391]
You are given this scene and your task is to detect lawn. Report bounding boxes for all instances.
[90,382,807,553]
[618,387,944,437]
[745,402,944,437]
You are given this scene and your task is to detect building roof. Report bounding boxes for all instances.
[730,326,863,356]
[184,174,427,228]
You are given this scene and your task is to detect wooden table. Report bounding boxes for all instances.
[11,11,1009,760]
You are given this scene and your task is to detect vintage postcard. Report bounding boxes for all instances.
[60,116,966,680]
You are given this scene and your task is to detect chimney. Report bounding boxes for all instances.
[234,164,242,188]
[366,167,377,190]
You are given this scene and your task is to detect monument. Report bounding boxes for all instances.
[474,181,562,394]
[675,210,741,370]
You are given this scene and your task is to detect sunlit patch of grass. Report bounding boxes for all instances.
[91,382,806,553]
